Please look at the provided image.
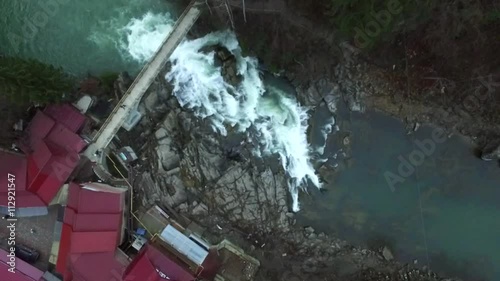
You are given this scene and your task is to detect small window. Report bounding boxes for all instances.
[119,153,127,161]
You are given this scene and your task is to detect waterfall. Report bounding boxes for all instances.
[120,12,321,211]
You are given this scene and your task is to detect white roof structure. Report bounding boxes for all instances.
[122,109,142,131]
[160,225,209,265]
[73,95,94,114]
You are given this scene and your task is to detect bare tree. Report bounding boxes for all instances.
[242,0,247,23]
[224,0,235,29]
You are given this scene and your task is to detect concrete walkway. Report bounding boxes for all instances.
[84,0,202,162]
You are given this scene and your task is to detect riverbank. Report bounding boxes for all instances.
[180,2,500,280]
[118,71,455,281]
[199,0,500,150]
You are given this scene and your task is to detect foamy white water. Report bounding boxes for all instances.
[121,13,320,211]
[120,12,175,62]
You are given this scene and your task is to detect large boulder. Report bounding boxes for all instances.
[216,47,242,87]
[179,133,290,232]
[480,143,500,161]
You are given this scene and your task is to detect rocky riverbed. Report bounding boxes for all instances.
[199,1,500,154]
[111,57,460,280]
[107,4,500,279]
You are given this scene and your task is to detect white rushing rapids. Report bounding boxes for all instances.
[121,12,175,62]
[120,12,321,211]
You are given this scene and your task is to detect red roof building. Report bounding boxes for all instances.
[0,104,87,216]
[68,252,127,281]
[0,248,44,281]
[56,182,126,280]
[55,182,222,281]
[123,243,196,281]
[43,104,86,134]
[0,150,46,213]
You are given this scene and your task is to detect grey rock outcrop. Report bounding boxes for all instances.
[114,72,133,98]
[180,137,290,232]
[382,246,394,261]
[134,87,291,233]
[217,47,242,87]
[480,143,500,161]
[298,78,339,110]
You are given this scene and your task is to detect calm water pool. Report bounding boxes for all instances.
[299,109,500,281]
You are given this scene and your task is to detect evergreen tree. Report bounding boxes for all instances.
[0,56,74,105]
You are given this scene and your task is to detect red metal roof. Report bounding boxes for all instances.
[26,142,80,205]
[57,183,210,281]
[0,191,46,208]
[0,151,27,192]
[199,248,222,280]
[26,141,52,187]
[46,123,87,153]
[67,183,124,214]
[23,111,55,152]
[0,248,43,281]
[57,183,126,280]
[70,231,120,253]
[66,183,81,210]
[44,104,86,133]
[2,105,87,210]
[64,211,122,232]
[69,252,126,281]
[0,152,43,208]
[56,223,72,274]
[57,216,122,276]
[123,243,196,281]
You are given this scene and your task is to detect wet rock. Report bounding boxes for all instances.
[308,233,318,239]
[156,145,180,172]
[480,143,500,161]
[341,81,365,112]
[180,133,290,232]
[382,246,394,261]
[177,202,188,213]
[303,84,323,106]
[342,135,351,146]
[137,172,186,208]
[316,78,336,98]
[304,226,315,234]
[114,72,132,98]
[413,122,421,132]
[155,128,169,142]
[302,259,318,273]
[162,111,179,133]
[192,202,209,216]
[216,46,232,62]
[143,86,169,118]
[301,78,339,108]
[144,91,158,112]
[323,90,339,113]
[217,47,242,87]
